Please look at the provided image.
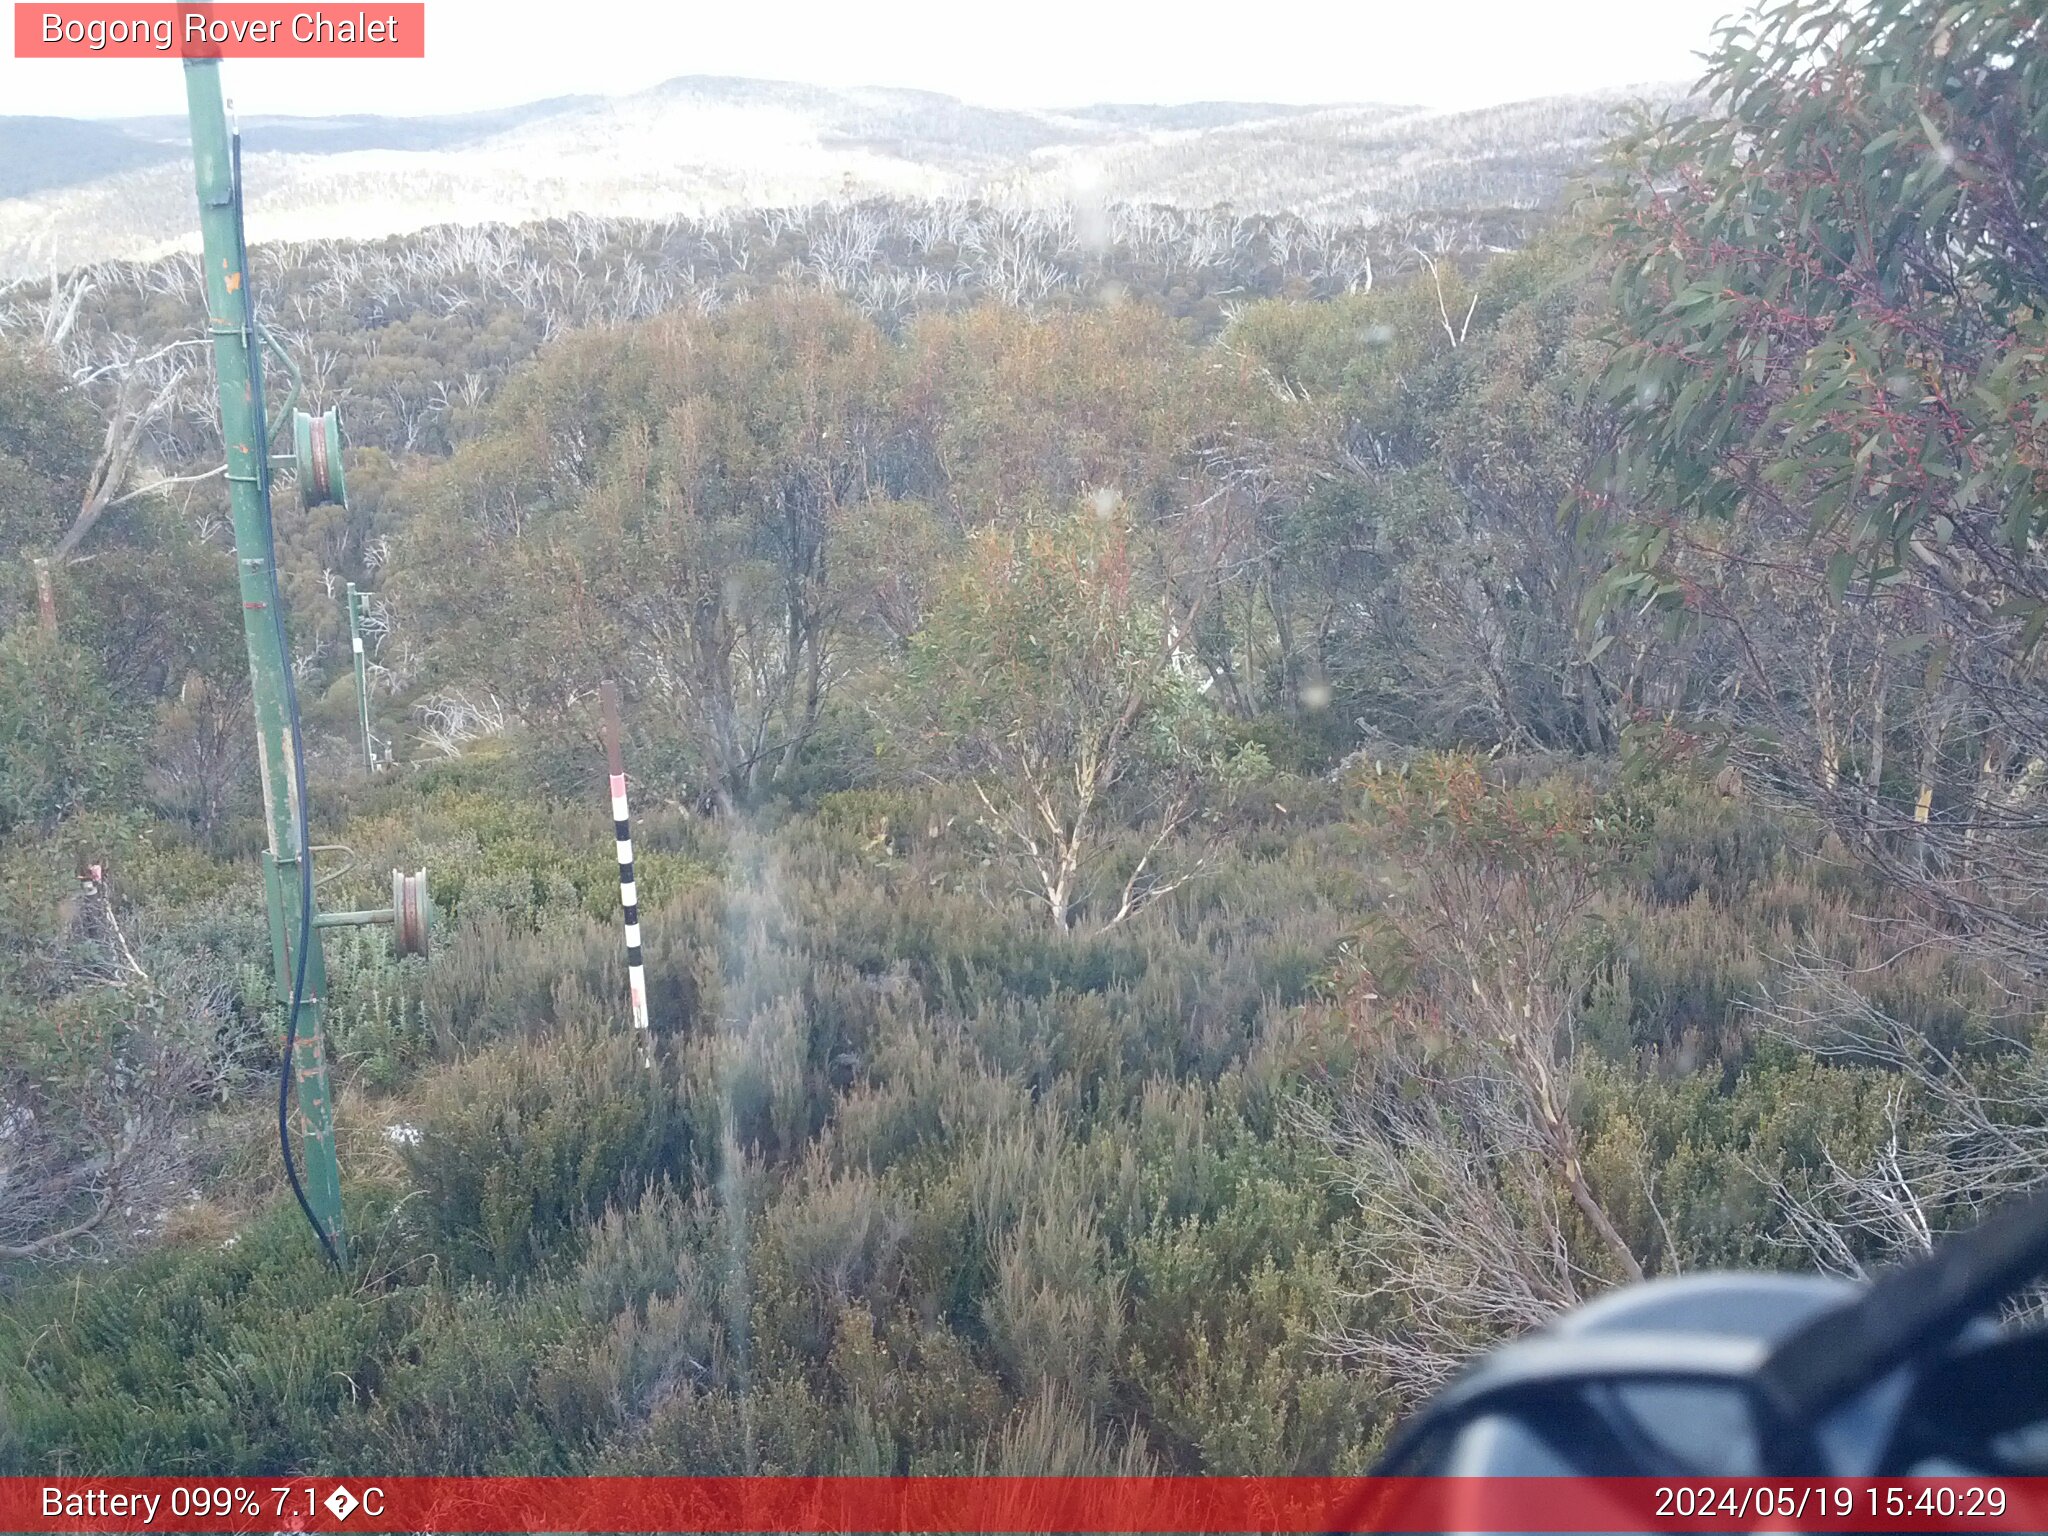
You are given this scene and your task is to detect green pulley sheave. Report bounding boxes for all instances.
[294,408,347,508]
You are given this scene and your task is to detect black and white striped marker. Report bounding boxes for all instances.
[600,682,652,1052]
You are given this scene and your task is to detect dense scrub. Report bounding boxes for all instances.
[4,748,1998,1473]
[5,0,2047,1476]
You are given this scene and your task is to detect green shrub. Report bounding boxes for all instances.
[0,627,140,835]
[404,1025,695,1283]
[0,1194,425,1474]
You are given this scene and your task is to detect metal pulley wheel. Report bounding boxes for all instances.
[294,408,347,508]
[391,867,431,958]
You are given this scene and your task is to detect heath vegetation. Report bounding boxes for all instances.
[3,0,2045,1476]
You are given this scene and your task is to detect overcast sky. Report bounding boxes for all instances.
[3,0,1745,119]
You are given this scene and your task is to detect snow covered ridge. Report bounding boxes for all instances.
[0,75,1691,278]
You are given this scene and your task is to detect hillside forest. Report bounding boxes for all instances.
[3,0,2047,1475]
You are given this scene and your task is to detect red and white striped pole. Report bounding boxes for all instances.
[600,681,651,1054]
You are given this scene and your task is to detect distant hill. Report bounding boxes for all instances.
[0,116,183,199]
[118,94,603,155]
[0,75,1688,277]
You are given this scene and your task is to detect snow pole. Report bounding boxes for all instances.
[347,582,374,772]
[600,681,652,1057]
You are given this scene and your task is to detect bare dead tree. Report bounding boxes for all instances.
[37,270,96,356]
[149,671,257,835]
[1412,247,1478,349]
[50,364,189,562]
[1748,948,2048,1289]
[0,1111,141,1260]
[1306,1060,1589,1401]
[1311,855,1646,1397]
[0,874,240,1261]
[415,689,508,758]
[1411,859,1643,1280]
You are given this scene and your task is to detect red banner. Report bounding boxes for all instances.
[13,5,425,58]
[4,1477,2048,1533]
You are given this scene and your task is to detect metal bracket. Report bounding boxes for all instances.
[312,868,431,958]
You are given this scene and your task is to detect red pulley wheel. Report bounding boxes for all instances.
[391,867,431,958]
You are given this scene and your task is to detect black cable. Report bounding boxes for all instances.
[232,126,340,1270]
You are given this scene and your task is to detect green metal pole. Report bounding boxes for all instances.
[186,59,346,1260]
[347,582,373,772]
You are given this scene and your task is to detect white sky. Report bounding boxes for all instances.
[2,0,1744,119]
